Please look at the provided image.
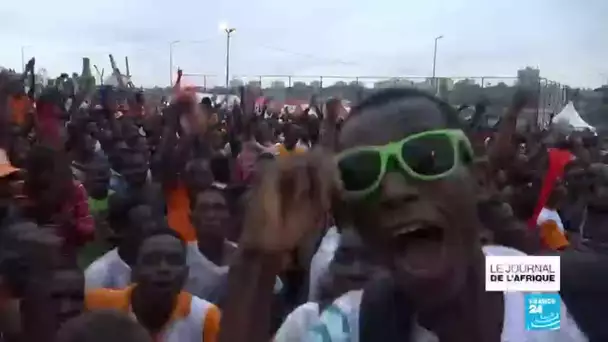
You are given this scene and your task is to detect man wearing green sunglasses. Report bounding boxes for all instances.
[336,128,474,199]
[327,88,584,341]
[334,89,504,337]
[217,89,586,342]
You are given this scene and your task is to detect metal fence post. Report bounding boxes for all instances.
[320,76,324,97]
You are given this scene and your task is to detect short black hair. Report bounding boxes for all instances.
[258,151,276,161]
[56,310,152,342]
[348,88,463,128]
[24,144,74,197]
[127,204,154,223]
[139,226,187,253]
[201,97,213,107]
[190,186,227,211]
[107,193,140,232]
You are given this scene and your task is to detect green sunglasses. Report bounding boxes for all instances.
[335,129,474,199]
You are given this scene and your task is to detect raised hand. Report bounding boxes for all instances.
[239,150,338,253]
[510,88,532,113]
[25,58,35,73]
[325,97,341,123]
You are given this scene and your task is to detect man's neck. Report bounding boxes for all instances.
[89,190,110,201]
[131,286,177,334]
[418,251,504,342]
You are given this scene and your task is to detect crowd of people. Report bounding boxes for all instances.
[0,59,607,342]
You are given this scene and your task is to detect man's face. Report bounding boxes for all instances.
[192,190,229,240]
[84,164,110,199]
[327,229,377,295]
[128,205,159,237]
[47,269,84,326]
[82,134,97,154]
[134,235,187,297]
[121,153,148,187]
[184,160,213,192]
[284,126,299,148]
[337,97,479,309]
[85,122,100,138]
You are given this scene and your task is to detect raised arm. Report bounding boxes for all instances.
[219,151,335,342]
[487,89,529,172]
[172,68,183,95]
[319,98,340,152]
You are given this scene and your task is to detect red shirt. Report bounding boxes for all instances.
[527,148,574,229]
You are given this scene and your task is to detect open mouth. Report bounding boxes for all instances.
[391,222,447,277]
[151,279,174,290]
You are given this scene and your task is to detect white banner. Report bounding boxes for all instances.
[485,255,560,292]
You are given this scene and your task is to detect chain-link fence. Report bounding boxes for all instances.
[175,73,568,130]
[9,41,568,130]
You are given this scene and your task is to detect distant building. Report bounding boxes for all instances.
[374,78,415,89]
[413,78,435,92]
[271,80,286,88]
[517,67,540,88]
[104,73,131,87]
[229,78,244,88]
[247,80,261,88]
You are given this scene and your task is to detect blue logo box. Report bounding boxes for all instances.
[525,293,561,331]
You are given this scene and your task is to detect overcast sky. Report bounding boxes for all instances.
[1,0,606,88]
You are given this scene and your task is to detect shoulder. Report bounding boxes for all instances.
[86,248,120,269]
[537,207,551,221]
[84,249,120,288]
[189,295,220,319]
[320,290,364,323]
[85,287,129,311]
[482,245,528,257]
[188,295,221,340]
[274,302,320,342]
[537,208,560,224]
[307,291,363,341]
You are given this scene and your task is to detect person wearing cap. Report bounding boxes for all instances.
[0,149,19,178]
[0,148,21,226]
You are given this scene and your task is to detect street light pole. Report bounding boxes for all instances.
[223,27,236,89]
[432,35,444,93]
[169,40,180,86]
[21,46,26,73]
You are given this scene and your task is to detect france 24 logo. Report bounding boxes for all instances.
[524,293,561,331]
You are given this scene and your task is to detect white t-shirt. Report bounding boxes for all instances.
[85,248,131,290]
[274,302,321,342]
[185,242,283,302]
[276,245,587,342]
[537,208,565,233]
[308,227,341,301]
[85,245,280,302]
[183,243,231,302]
